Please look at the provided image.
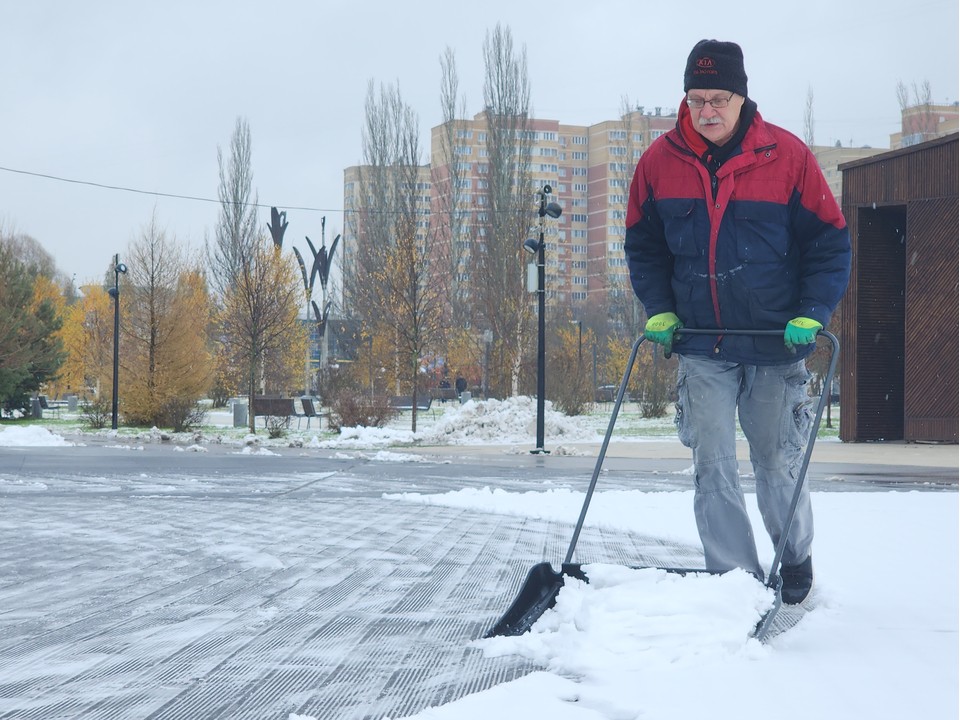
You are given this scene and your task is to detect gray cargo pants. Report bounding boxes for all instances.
[675,354,815,579]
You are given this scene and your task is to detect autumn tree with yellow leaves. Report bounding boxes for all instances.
[56,285,113,401]
[119,215,215,429]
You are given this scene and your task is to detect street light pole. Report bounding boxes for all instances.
[524,185,562,455]
[535,223,547,453]
[106,254,127,430]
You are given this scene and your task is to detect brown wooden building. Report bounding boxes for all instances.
[838,133,958,443]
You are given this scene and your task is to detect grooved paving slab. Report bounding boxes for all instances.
[0,469,702,719]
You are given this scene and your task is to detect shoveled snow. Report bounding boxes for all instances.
[370,488,958,720]
[0,425,74,447]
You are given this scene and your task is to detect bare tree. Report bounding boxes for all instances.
[475,23,535,398]
[436,46,471,325]
[349,81,447,431]
[209,117,259,298]
[896,79,936,145]
[608,96,646,337]
[803,85,815,146]
[218,237,307,433]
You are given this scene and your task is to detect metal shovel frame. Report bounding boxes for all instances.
[485,328,839,642]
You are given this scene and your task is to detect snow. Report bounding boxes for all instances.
[1,397,957,719]
[0,425,75,447]
[381,488,958,720]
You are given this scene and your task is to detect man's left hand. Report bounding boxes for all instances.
[784,317,823,350]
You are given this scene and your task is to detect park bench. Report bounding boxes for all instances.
[251,397,299,429]
[389,395,433,414]
[251,397,321,430]
[430,387,459,403]
[38,395,66,419]
[299,397,319,429]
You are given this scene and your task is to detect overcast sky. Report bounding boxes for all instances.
[2,0,957,284]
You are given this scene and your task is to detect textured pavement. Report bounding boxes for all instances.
[0,454,706,720]
[0,440,955,719]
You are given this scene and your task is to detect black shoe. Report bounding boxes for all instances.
[780,555,814,605]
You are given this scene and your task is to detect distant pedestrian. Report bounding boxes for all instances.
[455,376,467,398]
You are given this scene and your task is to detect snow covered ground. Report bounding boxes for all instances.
[387,488,957,720]
[1,398,957,720]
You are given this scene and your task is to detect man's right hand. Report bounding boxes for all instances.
[644,312,683,354]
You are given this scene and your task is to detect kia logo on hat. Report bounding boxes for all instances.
[696,57,715,69]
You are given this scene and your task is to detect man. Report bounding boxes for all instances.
[624,39,850,604]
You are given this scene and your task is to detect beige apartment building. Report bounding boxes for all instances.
[343,106,676,319]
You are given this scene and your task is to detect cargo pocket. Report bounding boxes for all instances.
[780,363,813,453]
[675,367,696,449]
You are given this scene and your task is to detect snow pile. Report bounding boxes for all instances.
[417,396,594,445]
[479,565,771,672]
[380,490,958,720]
[0,425,74,447]
[307,396,593,449]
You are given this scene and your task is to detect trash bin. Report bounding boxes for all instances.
[233,402,248,428]
[459,391,471,404]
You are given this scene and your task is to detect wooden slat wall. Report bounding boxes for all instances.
[904,197,959,442]
[839,133,959,443]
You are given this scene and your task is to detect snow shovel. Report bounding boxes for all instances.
[485,328,839,641]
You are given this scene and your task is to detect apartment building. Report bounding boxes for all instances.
[344,106,677,320]
[890,101,959,149]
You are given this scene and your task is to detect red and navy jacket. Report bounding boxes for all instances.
[624,101,851,365]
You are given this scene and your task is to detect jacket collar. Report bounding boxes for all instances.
[673,98,769,160]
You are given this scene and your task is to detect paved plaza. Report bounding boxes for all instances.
[0,438,955,719]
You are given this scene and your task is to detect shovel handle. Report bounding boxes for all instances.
[664,327,784,358]
[563,328,839,571]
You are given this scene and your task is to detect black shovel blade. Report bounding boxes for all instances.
[484,562,589,638]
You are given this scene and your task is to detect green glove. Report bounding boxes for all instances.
[784,317,823,350]
[645,312,683,354]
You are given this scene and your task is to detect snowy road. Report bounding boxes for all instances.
[0,458,704,720]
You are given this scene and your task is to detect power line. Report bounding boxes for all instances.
[0,164,344,214]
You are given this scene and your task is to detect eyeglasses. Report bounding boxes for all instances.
[685,93,736,109]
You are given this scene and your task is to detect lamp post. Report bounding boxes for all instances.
[523,185,563,454]
[106,254,127,430]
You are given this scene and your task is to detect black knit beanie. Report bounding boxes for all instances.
[684,39,748,98]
